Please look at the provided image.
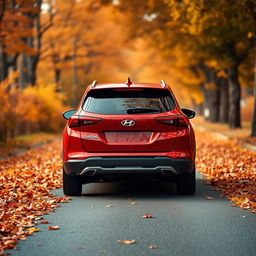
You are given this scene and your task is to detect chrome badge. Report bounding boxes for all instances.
[121,120,135,127]
[84,135,98,140]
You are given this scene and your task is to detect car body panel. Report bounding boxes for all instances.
[62,81,195,179]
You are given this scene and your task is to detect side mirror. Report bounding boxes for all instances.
[181,108,196,119]
[63,109,77,120]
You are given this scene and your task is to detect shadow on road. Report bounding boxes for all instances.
[81,173,217,200]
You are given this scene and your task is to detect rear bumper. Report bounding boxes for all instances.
[63,156,194,177]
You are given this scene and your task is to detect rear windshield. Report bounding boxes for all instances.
[83,88,175,115]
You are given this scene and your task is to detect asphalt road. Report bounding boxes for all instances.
[9,173,256,256]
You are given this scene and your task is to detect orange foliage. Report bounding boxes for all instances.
[15,83,66,132]
[196,130,256,213]
[0,73,66,141]
[0,140,69,252]
[0,0,38,56]
[39,0,128,100]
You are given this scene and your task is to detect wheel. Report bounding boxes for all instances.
[63,168,82,196]
[177,167,195,195]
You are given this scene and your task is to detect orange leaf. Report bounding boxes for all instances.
[39,220,49,224]
[48,226,59,230]
[149,245,158,249]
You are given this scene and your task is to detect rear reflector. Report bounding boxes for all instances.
[69,117,102,127]
[155,116,188,127]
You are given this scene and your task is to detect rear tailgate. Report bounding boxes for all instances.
[79,114,177,152]
[78,87,178,153]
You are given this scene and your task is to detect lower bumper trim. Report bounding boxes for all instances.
[64,156,193,176]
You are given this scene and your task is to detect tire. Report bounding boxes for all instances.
[63,168,82,196]
[177,167,196,195]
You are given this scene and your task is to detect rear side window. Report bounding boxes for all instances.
[83,88,175,115]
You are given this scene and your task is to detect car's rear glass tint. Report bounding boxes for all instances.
[83,88,175,115]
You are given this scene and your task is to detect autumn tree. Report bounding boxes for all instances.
[0,0,54,87]
[106,0,256,130]
[39,0,128,105]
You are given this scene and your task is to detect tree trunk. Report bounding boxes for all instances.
[19,53,29,88]
[199,82,210,121]
[219,77,229,123]
[0,47,8,81]
[199,66,220,122]
[22,0,42,86]
[54,69,61,84]
[251,52,256,136]
[227,66,241,128]
[207,87,220,122]
[30,0,42,86]
[54,68,62,92]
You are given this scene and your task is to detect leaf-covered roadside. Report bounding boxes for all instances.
[0,140,68,254]
[196,130,256,212]
[1,130,256,254]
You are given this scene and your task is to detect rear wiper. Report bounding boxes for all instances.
[127,108,161,114]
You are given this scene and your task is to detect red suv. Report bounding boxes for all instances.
[62,79,196,196]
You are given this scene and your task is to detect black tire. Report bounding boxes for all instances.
[63,168,82,196]
[177,167,196,195]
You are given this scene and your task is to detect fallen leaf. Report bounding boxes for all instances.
[3,240,16,246]
[48,226,59,230]
[143,212,153,218]
[39,220,49,224]
[27,227,39,232]
[206,196,214,200]
[105,205,113,208]
[117,240,136,245]
[241,215,248,218]
[130,202,137,205]
[35,217,43,220]
[149,245,158,249]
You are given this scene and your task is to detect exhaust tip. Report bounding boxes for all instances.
[80,168,97,176]
[161,167,177,176]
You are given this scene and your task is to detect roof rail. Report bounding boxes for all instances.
[91,80,97,88]
[160,80,167,88]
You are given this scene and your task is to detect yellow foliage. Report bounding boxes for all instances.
[15,83,66,132]
[0,73,66,141]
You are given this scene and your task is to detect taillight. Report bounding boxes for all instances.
[69,117,102,127]
[155,116,188,127]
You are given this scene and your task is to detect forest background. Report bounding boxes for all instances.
[0,0,256,142]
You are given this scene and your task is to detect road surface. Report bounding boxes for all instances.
[9,173,256,256]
